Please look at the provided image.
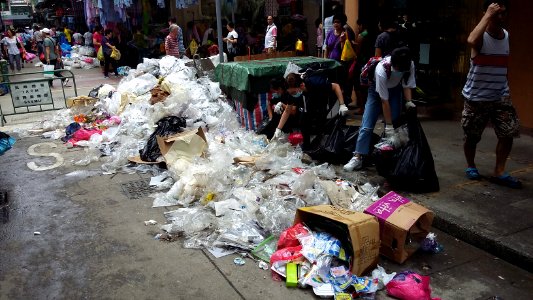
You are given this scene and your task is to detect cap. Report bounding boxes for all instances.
[41,28,50,34]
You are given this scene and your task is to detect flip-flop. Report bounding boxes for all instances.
[489,173,522,189]
[465,167,480,180]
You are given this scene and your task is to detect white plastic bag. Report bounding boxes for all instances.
[43,64,54,78]
[284,61,301,78]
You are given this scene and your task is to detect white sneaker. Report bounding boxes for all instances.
[343,156,363,171]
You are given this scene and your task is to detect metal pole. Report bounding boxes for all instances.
[322,0,324,57]
[215,0,224,63]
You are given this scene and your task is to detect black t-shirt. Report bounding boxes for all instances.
[287,75,332,115]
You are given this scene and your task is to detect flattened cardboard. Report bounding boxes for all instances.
[364,191,434,263]
[293,205,380,276]
[156,127,208,166]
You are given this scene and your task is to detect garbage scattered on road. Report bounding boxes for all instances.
[421,232,444,254]
[386,271,441,300]
[144,220,158,226]
[233,257,246,266]
[258,261,269,270]
[18,54,444,299]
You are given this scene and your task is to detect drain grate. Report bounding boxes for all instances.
[0,190,9,224]
[120,180,154,200]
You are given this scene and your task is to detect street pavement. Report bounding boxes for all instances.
[0,63,532,299]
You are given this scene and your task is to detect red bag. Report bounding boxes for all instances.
[386,271,441,300]
[277,223,309,250]
[39,52,45,63]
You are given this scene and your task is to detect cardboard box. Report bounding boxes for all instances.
[156,127,208,166]
[128,128,208,165]
[364,191,434,263]
[293,205,380,276]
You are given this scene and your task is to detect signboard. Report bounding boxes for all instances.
[11,81,53,108]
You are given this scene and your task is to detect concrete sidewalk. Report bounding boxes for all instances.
[342,112,533,274]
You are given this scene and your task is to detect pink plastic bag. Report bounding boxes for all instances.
[24,52,36,62]
[68,128,102,146]
[386,271,441,300]
[277,223,309,250]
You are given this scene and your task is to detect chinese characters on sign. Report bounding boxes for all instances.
[11,81,53,108]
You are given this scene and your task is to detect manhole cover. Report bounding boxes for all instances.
[120,180,154,200]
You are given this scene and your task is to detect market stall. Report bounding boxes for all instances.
[215,56,341,131]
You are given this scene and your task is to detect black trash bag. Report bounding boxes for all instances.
[139,116,187,162]
[376,110,439,193]
[305,116,379,164]
[88,84,103,98]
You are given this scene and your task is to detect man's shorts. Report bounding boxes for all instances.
[461,99,520,142]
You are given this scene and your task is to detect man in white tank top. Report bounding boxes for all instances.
[461,0,521,188]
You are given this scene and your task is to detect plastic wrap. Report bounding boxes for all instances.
[117,73,158,96]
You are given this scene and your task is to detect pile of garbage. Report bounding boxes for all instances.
[19,54,442,299]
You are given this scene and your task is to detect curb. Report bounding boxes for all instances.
[432,210,533,273]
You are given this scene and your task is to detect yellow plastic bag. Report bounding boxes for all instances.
[295,39,304,52]
[189,39,198,55]
[97,46,104,61]
[341,41,356,61]
[111,48,121,60]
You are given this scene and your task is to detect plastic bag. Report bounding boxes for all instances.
[111,47,121,60]
[24,52,36,62]
[277,223,309,250]
[284,61,301,78]
[270,245,304,275]
[139,116,187,162]
[377,110,440,193]
[43,64,55,78]
[386,271,441,300]
[0,132,16,155]
[97,46,104,61]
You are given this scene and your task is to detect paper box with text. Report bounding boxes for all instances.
[293,205,380,276]
[364,191,434,263]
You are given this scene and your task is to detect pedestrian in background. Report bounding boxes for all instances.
[223,22,238,61]
[2,29,22,73]
[165,24,181,59]
[101,29,118,78]
[264,16,277,53]
[461,0,521,188]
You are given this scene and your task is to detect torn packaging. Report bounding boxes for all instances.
[364,191,434,263]
[293,205,380,276]
[156,127,208,167]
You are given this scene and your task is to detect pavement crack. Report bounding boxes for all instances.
[202,249,246,300]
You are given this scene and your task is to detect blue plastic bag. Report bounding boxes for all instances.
[0,132,15,156]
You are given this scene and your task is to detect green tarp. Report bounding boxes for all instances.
[215,56,341,92]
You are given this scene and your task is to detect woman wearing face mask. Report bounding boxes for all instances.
[273,72,346,150]
[259,77,298,139]
[344,47,417,171]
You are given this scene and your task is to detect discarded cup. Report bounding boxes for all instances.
[233,257,246,266]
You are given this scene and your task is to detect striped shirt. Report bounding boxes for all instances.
[462,30,510,101]
[165,34,180,58]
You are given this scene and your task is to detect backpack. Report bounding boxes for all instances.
[360,57,391,86]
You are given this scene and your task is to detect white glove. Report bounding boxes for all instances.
[405,101,416,110]
[384,124,395,139]
[273,128,283,140]
[274,102,284,114]
[338,104,349,116]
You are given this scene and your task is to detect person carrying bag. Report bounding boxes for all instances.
[42,28,70,87]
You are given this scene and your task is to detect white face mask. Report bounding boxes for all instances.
[391,71,404,78]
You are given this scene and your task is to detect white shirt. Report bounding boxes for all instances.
[265,24,277,49]
[202,28,214,45]
[322,15,333,50]
[375,56,416,100]
[226,30,238,50]
[2,37,20,55]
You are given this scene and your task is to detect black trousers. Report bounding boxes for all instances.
[103,52,118,77]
